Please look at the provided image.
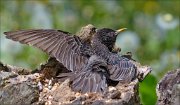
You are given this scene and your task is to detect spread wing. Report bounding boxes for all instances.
[108,54,137,83]
[4,29,88,71]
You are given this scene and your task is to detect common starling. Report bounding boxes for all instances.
[66,28,137,93]
[4,27,137,93]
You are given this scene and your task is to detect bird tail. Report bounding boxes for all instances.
[56,72,74,82]
[71,69,108,94]
[71,55,109,94]
[57,55,109,94]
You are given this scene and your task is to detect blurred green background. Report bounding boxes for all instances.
[0,0,179,105]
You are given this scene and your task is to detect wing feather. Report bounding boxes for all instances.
[71,70,107,93]
[70,55,108,93]
[108,55,137,83]
[4,29,88,71]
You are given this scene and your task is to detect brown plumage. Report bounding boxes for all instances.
[77,24,96,44]
[4,27,137,94]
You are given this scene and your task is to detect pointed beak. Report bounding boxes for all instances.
[115,28,127,35]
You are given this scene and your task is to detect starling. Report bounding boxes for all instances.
[4,27,137,93]
[67,28,137,93]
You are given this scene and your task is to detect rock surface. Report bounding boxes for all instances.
[0,62,40,105]
[156,69,180,105]
[0,57,151,105]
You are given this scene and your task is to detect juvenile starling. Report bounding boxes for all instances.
[4,27,137,93]
[76,24,96,44]
[67,28,137,93]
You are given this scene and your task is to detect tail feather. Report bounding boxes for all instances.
[71,69,107,93]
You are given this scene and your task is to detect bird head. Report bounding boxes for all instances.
[77,24,96,42]
[95,28,126,51]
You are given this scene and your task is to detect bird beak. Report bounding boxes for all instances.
[115,28,127,35]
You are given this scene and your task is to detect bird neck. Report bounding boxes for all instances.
[91,36,110,60]
[92,33,115,52]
